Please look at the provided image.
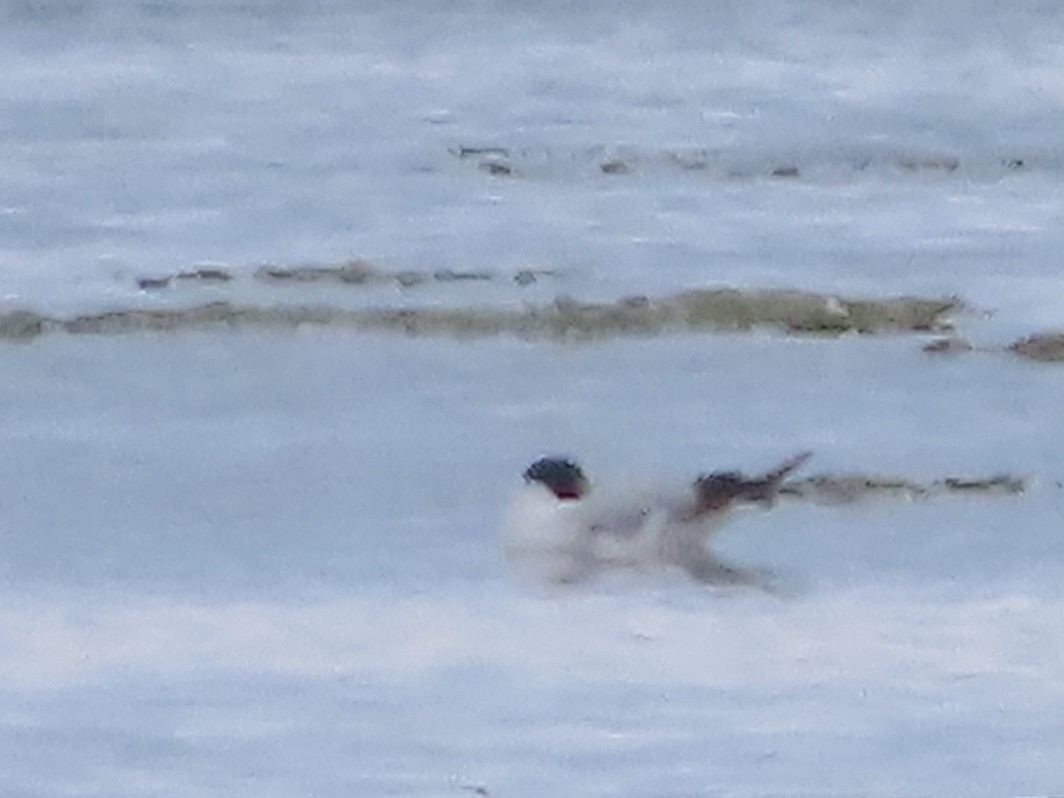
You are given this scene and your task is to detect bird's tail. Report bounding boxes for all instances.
[763,451,813,486]
[693,451,813,514]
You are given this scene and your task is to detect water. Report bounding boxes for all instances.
[3,1,1064,316]
[1,2,1064,796]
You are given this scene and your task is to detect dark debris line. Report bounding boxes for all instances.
[778,473,1026,504]
[135,261,554,291]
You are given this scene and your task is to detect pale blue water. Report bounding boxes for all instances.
[2,3,1064,797]
[3,0,1063,319]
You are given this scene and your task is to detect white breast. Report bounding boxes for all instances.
[502,482,731,585]
[501,483,591,584]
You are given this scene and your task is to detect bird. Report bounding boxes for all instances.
[502,451,811,587]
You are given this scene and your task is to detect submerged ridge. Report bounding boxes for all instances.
[6,285,1055,363]
[0,287,959,342]
[7,282,1058,363]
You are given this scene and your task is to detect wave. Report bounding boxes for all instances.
[2,588,1058,690]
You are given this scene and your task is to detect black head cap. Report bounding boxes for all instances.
[523,457,589,500]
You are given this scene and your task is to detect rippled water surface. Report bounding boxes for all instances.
[2,2,1064,796]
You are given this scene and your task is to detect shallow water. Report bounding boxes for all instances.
[2,330,1063,796]
[2,2,1064,796]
